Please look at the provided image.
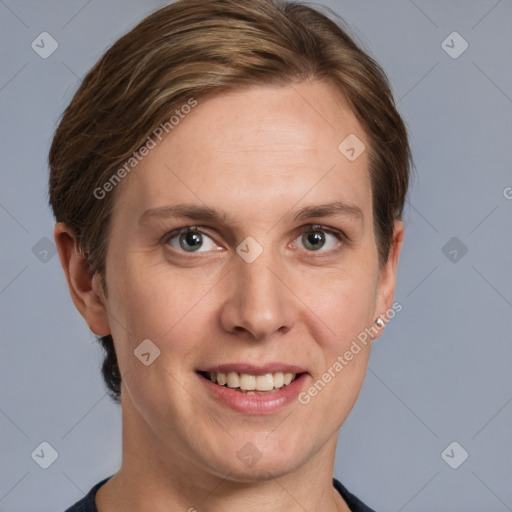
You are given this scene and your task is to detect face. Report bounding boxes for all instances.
[84,80,402,481]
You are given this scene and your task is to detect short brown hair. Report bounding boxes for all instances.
[49,0,411,403]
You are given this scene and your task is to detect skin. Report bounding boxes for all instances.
[55,79,403,512]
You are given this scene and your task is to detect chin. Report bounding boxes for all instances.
[202,437,307,483]
[214,457,302,483]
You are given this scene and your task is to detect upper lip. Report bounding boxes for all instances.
[197,363,308,376]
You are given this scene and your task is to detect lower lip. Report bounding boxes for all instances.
[197,373,309,414]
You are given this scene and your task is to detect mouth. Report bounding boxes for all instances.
[196,363,309,413]
[197,370,305,394]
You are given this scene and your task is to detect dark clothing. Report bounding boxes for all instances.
[64,475,376,511]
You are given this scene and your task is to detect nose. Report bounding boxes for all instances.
[218,249,295,341]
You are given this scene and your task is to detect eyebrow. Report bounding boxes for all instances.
[139,200,364,226]
[292,201,363,223]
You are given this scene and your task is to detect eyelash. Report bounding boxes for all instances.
[162,224,346,256]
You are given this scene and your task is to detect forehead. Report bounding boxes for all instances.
[114,80,372,225]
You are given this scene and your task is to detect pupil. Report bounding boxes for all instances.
[304,231,324,250]
[180,231,202,251]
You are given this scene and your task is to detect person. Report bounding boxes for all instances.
[49,0,411,510]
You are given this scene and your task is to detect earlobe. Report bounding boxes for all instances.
[54,222,111,336]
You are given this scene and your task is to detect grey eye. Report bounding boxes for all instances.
[295,227,341,252]
[302,230,326,251]
[167,228,218,253]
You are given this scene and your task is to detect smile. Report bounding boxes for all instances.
[196,365,309,414]
[199,371,300,394]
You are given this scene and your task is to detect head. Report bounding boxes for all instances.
[50,0,410,481]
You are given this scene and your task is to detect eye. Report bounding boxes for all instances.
[165,227,220,253]
[293,225,343,253]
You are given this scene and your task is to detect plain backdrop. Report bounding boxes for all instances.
[0,1,511,511]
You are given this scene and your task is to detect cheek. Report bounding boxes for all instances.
[328,282,375,343]
[296,269,376,428]
[302,260,378,344]
[105,261,215,364]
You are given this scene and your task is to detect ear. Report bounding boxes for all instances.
[373,219,404,339]
[54,222,111,336]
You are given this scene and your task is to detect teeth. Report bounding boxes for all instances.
[239,373,256,391]
[256,374,274,391]
[226,371,240,388]
[207,371,298,391]
[273,372,284,388]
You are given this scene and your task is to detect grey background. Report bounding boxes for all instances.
[0,0,510,511]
